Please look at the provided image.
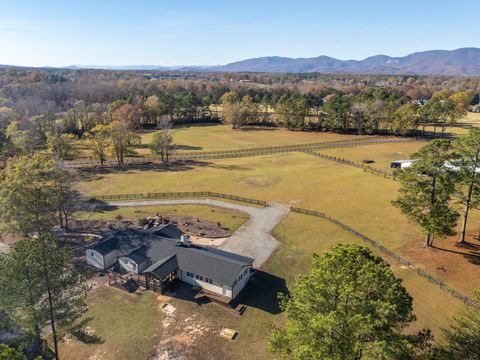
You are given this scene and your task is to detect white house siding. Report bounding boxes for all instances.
[103,250,120,269]
[177,270,232,298]
[232,267,252,299]
[86,249,105,269]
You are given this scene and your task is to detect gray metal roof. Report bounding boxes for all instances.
[144,255,178,279]
[123,246,149,265]
[88,225,254,286]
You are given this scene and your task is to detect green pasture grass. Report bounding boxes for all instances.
[138,125,372,154]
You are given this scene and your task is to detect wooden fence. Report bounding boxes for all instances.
[304,151,396,179]
[63,137,417,168]
[90,191,268,207]
[291,206,478,307]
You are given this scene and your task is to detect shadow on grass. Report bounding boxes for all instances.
[69,317,105,344]
[235,270,288,315]
[431,242,480,266]
[76,159,252,182]
[175,144,204,151]
[239,126,278,132]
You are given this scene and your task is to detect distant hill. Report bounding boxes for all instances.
[212,48,480,76]
[2,48,480,76]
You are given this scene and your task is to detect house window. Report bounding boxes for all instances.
[239,274,243,280]
[199,276,204,281]
[233,280,237,287]
[205,278,212,284]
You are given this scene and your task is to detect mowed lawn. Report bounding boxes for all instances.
[320,141,426,171]
[137,124,372,154]
[75,204,249,233]
[58,287,165,360]
[75,151,480,294]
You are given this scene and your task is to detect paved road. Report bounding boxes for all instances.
[106,199,290,267]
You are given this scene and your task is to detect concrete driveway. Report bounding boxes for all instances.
[106,199,290,267]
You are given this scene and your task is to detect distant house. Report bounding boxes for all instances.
[86,224,254,299]
[390,160,416,169]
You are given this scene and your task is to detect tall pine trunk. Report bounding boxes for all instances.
[425,233,431,246]
[40,238,60,360]
[459,148,480,243]
[427,175,437,247]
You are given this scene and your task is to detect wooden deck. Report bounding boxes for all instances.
[195,289,246,316]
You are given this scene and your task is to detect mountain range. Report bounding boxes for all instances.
[2,48,480,76]
[212,48,480,75]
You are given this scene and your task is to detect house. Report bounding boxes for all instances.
[86,224,254,299]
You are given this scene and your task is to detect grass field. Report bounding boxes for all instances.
[75,204,249,233]
[137,124,372,155]
[320,140,426,171]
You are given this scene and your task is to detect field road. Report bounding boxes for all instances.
[104,199,290,267]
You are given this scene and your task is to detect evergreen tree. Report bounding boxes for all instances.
[268,244,432,359]
[393,140,459,246]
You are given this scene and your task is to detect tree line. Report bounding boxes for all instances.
[1,87,473,167]
[219,88,474,135]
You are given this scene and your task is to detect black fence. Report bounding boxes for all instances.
[63,137,417,168]
[90,191,267,207]
[291,206,477,307]
[304,151,396,179]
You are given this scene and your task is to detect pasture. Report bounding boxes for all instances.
[76,150,480,293]
[320,140,426,171]
[70,121,480,358]
[137,124,371,154]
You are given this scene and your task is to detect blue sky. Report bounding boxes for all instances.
[0,0,479,67]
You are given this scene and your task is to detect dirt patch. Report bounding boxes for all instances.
[69,218,135,233]
[144,215,231,238]
[150,311,219,360]
[240,175,280,188]
[64,214,230,248]
[189,235,227,247]
[398,230,480,293]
